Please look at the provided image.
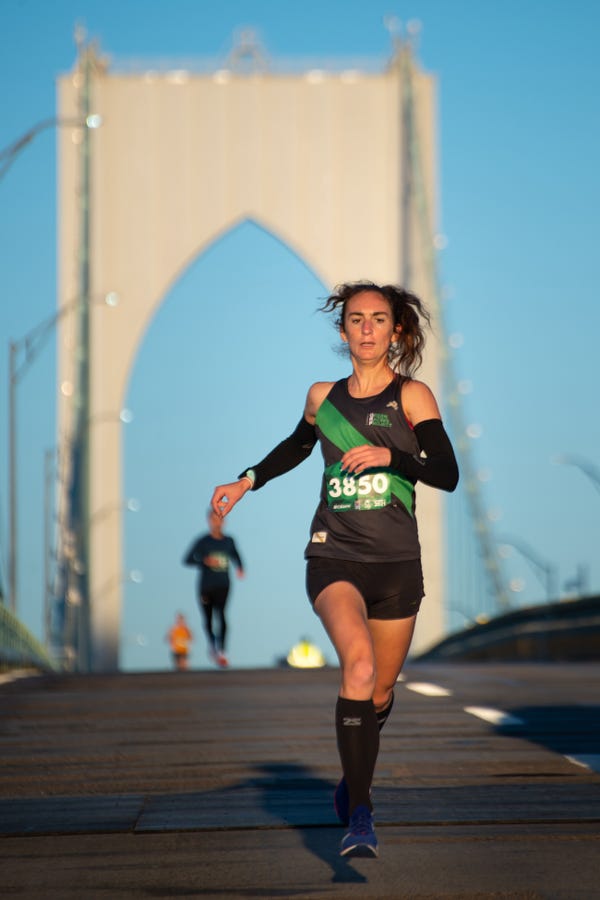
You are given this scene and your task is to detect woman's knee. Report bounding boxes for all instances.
[341,653,376,695]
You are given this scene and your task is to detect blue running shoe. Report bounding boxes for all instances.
[334,776,349,826]
[340,804,378,858]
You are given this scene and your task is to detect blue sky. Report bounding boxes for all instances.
[1,0,599,670]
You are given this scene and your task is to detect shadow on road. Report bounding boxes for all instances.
[500,704,600,765]
[246,762,367,885]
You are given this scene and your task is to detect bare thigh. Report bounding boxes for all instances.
[368,615,417,709]
[314,581,376,700]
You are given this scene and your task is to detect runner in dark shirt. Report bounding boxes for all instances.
[183,510,244,668]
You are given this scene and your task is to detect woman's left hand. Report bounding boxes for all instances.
[340,445,392,475]
[210,478,251,518]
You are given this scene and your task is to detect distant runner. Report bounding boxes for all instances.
[183,510,245,668]
[166,612,193,671]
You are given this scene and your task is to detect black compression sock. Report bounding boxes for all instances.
[335,697,379,813]
[376,690,395,732]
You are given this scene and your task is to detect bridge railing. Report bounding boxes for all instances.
[0,604,59,673]
[415,595,600,662]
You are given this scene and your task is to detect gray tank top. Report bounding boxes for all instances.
[305,375,421,562]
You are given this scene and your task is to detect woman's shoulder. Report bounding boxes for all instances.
[304,380,337,421]
[400,378,441,423]
[308,379,337,397]
[400,377,432,399]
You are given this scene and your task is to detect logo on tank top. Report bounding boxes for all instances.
[311,531,328,543]
[386,400,399,410]
[367,412,392,428]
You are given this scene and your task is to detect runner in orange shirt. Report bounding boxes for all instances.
[166,612,193,671]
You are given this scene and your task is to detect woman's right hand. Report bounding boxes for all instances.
[210,478,252,518]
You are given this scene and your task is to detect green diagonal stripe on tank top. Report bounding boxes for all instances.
[316,397,415,516]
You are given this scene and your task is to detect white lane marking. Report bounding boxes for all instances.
[405,682,453,697]
[565,754,600,773]
[464,705,524,727]
[404,688,598,774]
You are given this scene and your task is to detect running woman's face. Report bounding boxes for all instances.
[340,291,400,362]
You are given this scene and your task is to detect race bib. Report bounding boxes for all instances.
[204,552,229,572]
[325,461,392,511]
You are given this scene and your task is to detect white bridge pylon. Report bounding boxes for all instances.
[57,35,445,670]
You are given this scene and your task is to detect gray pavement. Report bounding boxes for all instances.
[1,662,599,899]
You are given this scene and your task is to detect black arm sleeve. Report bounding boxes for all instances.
[389,418,459,492]
[238,417,317,491]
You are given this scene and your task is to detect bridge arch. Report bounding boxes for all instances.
[121,219,342,667]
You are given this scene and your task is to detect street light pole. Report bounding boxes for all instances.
[497,534,559,602]
[68,34,94,671]
[553,454,600,497]
[8,343,17,613]
[43,448,54,647]
[6,293,117,619]
[2,104,102,617]
[7,309,73,616]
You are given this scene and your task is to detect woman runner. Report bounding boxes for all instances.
[210,281,459,857]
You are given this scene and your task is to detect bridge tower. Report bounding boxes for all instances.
[56,30,453,671]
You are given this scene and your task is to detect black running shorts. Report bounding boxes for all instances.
[305,557,424,620]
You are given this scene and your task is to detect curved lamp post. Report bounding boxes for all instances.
[552,453,600,497]
[7,293,118,616]
[496,533,559,602]
[2,111,102,616]
[0,115,101,182]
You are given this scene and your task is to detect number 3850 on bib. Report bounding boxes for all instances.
[325,463,392,512]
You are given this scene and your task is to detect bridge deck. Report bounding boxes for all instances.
[1,662,599,899]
